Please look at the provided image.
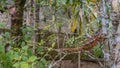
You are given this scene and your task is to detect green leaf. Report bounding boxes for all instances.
[20,62,30,68]
[22,46,28,50]
[28,56,37,62]
[51,42,55,48]
[41,58,47,64]
[12,52,21,61]
[0,23,5,28]
[36,47,43,53]
[22,56,28,61]
[38,40,45,46]
[21,42,26,46]
[56,22,63,27]
[4,32,10,38]
[27,49,34,56]
[92,45,103,57]
[0,35,3,40]
[13,62,20,68]
[0,45,4,53]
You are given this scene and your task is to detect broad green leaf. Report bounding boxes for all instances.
[20,62,30,68]
[27,49,34,56]
[22,56,28,61]
[22,46,28,50]
[41,58,47,64]
[13,62,20,68]
[28,56,37,62]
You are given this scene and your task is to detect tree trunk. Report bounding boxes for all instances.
[111,0,120,67]
[8,0,26,46]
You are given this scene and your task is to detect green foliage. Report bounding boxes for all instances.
[0,26,49,68]
[66,34,87,47]
[0,0,104,67]
[66,36,77,47]
[92,44,103,58]
[0,0,7,12]
[0,23,5,28]
[22,26,34,41]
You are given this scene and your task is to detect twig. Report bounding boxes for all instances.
[85,51,104,67]
[78,51,81,68]
[48,53,67,68]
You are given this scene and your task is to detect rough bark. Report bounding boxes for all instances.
[101,0,120,68]
[101,0,110,67]
[8,0,26,46]
[110,0,120,68]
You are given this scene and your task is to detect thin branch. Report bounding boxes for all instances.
[48,53,68,68]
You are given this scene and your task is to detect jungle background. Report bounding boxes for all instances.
[0,0,120,68]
